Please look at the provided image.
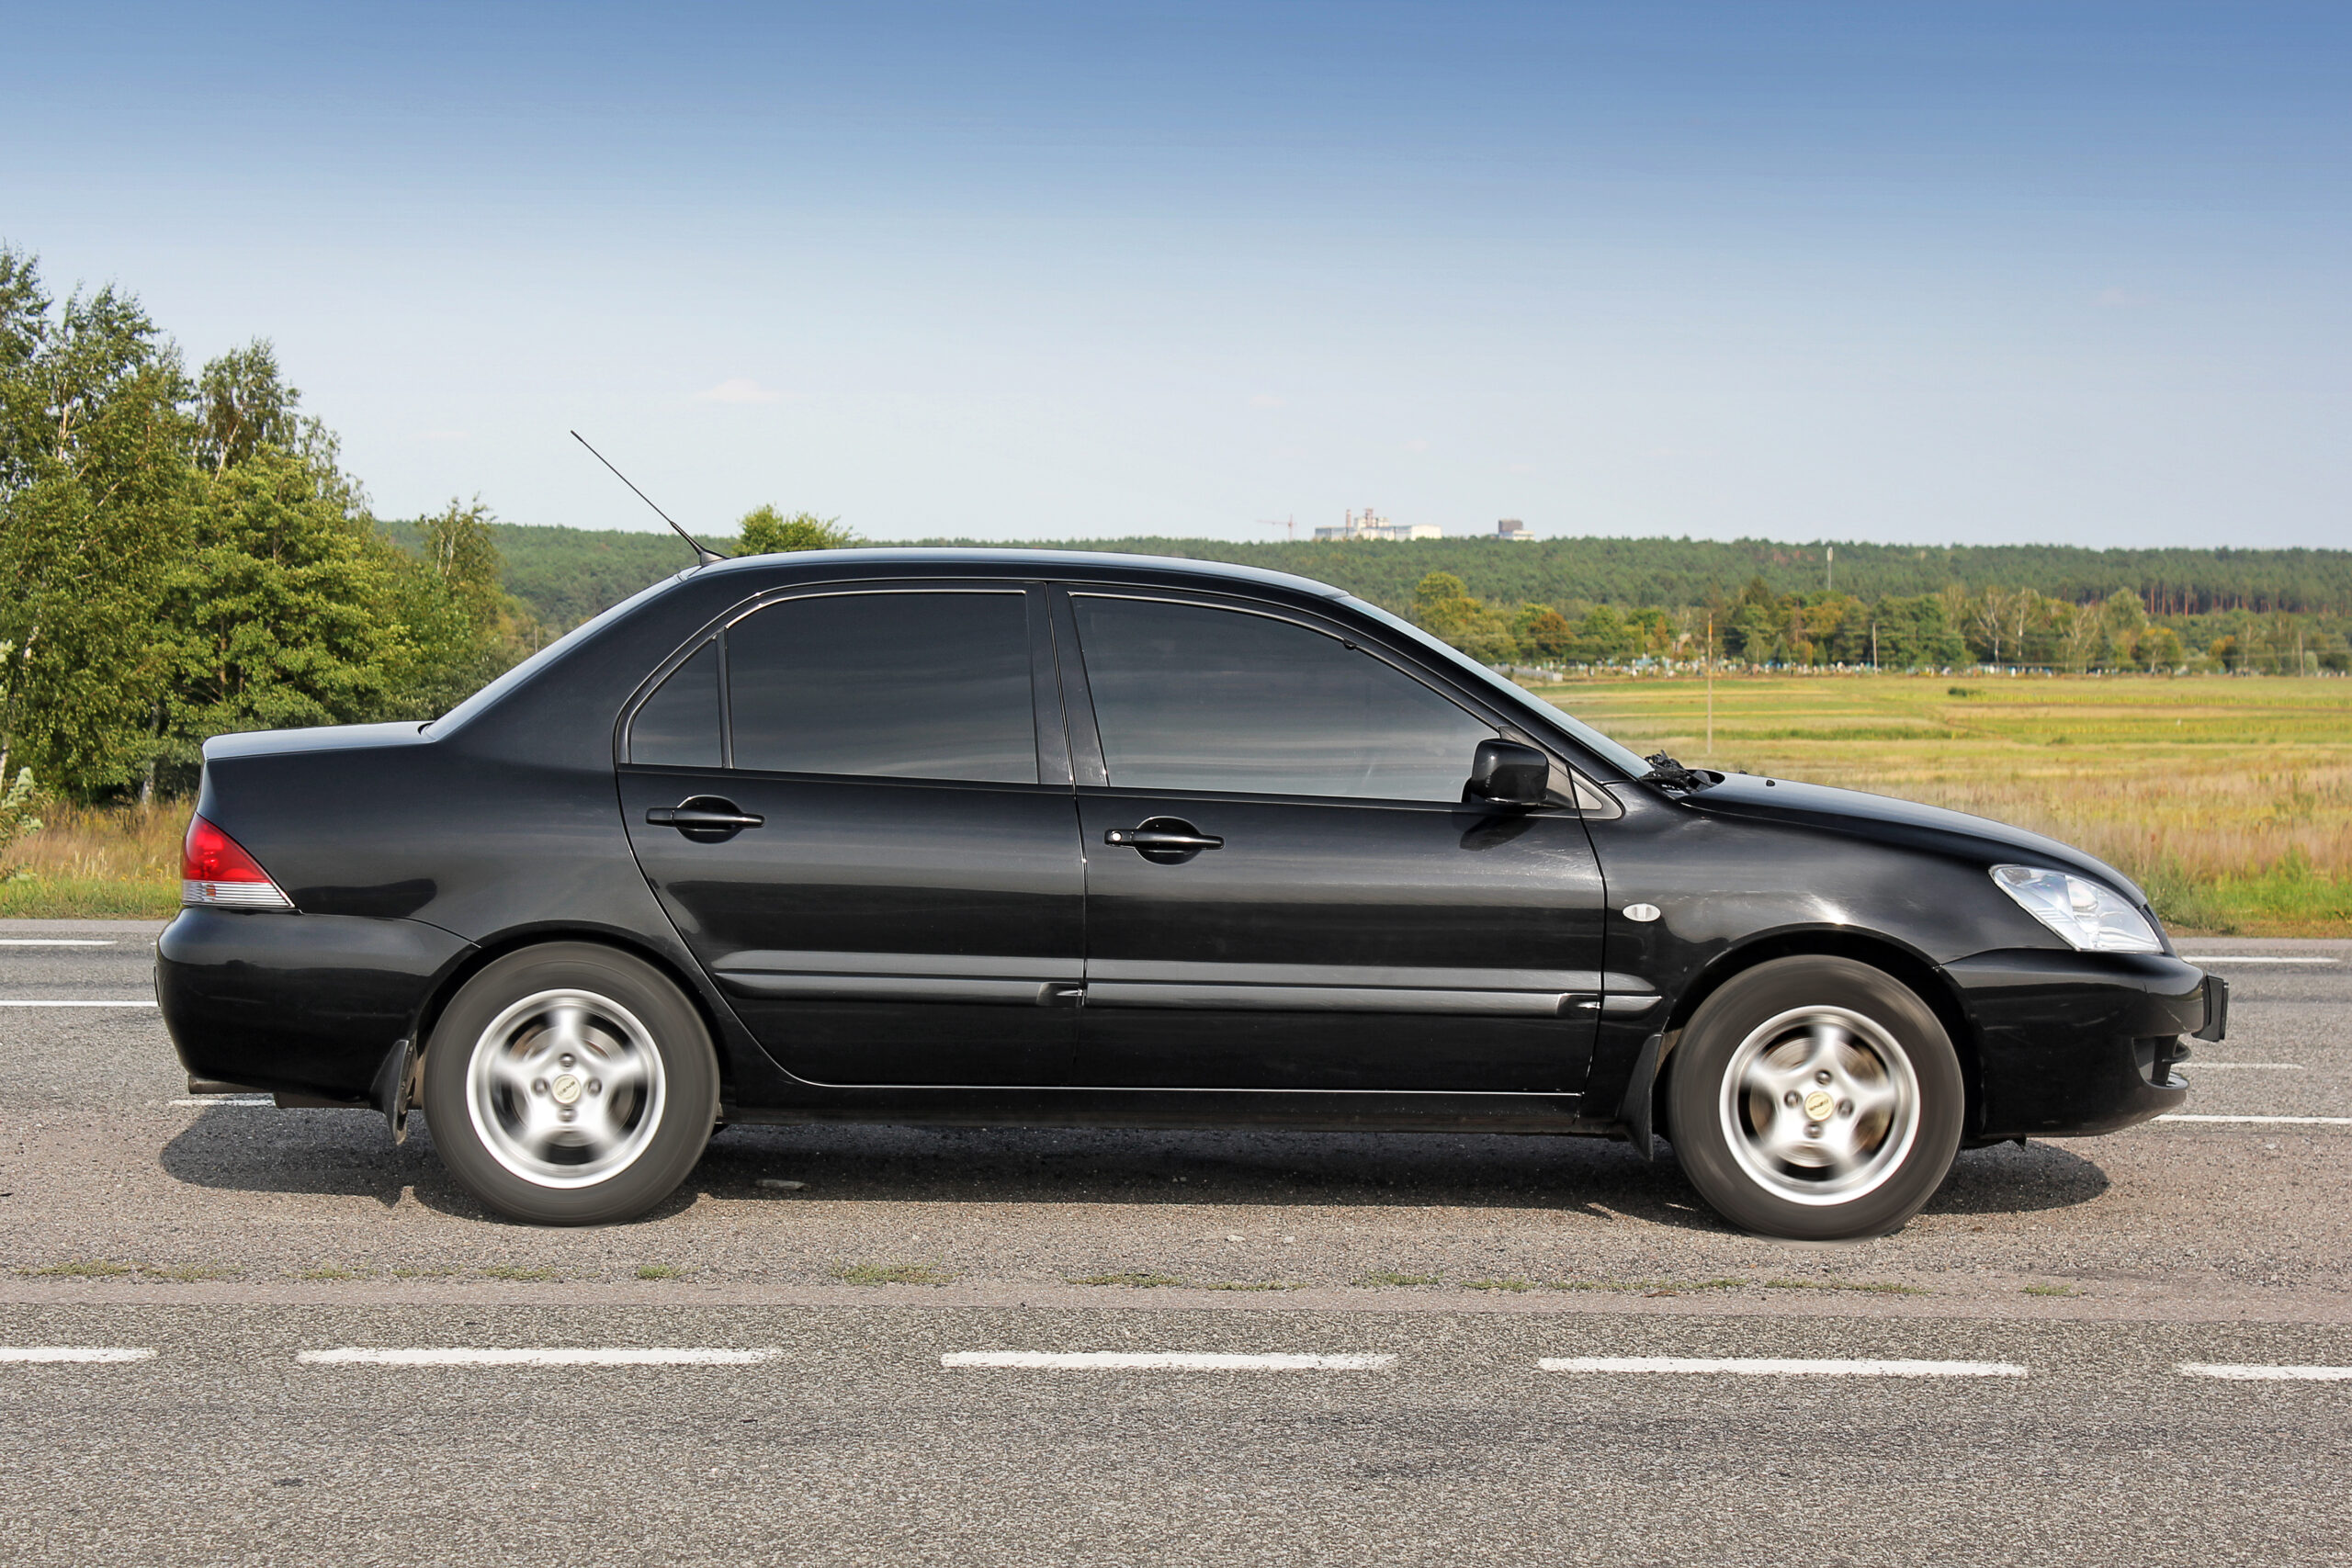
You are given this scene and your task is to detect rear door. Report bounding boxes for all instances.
[1058,587,1608,1093]
[619,582,1083,1087]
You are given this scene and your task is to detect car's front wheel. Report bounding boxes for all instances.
[421,942,718,1224]
[1665,956,1962,1240]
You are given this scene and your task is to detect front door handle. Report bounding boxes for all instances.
[647,797,764,841]
[1105,818,1223,863]
[1105,828,1223,851]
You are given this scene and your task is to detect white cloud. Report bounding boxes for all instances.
[1401,437,1430,453]
[1248,391,1284,408]
[695,377,785,404]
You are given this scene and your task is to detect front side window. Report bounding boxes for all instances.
[1071,595,1494,800]
[727,591,1037,784]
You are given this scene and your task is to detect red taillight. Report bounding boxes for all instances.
[181,815,292,908]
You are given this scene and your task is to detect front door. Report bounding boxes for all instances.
[1058,588,1607,1093]
[620,583,1083,1087]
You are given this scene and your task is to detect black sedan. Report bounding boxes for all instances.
[158,548,2222,1238]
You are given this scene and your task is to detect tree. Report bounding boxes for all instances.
[739,505,856,554]
[151,446,408,781]
[196,340,303,476]
[0,252,196,795]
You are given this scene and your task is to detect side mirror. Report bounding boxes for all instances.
[1464,739,1550,808]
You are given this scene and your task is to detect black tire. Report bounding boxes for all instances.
[421,942,718,1225]
[1665,955,1963,1240]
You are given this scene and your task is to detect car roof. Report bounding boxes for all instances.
[690,547,1351,600]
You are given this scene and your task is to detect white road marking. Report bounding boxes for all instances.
[942,1351,1397,1371]
[171,1096,272,1107]
[2156,1114,2352,1126]
[1538,1357,2027,1378]
[0,999,156,1008]
[0,1347,155,1363]
[2180,1063,2305,1070]
[2179,1362,2352,1382]
[299,1348,780,1367]
[2178,955,2341,964]
[0,939,115,947]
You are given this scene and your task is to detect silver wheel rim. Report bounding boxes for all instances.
[1718,1005,1920,1207]
[464,988,667,1190]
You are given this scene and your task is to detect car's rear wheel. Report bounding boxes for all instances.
[1665,956,1962,1240]
[421,943,718,1224]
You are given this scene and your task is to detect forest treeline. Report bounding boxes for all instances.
[452,522,2352,637]
[1401,571,2346,674]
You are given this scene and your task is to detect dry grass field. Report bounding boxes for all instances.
[1538,671,2352,935]
[4,673,2346,933]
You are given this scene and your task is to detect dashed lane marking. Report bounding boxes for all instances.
[298,1348,781,1367]
[2179,1362,2352,1382]
[0,1348,155,1363]
[0,940,115,947]
[0,999,157,1008]
[170,1096,272,1107]
[943,1352,1398,1371]
[1539,1357,2027,1378]
[2178,955,2342,964]
[2180,1063,2305,1070]
[2156,1114,2352,1126]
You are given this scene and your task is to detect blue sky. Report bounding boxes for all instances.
[6,3,2346,546]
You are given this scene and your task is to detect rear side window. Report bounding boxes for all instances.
[727,591,1037,783]
[628,639,722,767]
[1071,595,1494,801]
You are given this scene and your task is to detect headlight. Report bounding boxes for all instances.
[1990,864,2162,953]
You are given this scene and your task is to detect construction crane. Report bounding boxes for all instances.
[1256,516,1297,541]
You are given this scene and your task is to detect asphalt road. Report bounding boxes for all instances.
[3,919,2347,1566]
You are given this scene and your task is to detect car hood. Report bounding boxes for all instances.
[1675,773,2149,906]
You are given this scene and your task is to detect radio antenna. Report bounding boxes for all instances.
[570,431,726,566]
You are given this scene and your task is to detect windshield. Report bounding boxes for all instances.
[1340,597,1652,778]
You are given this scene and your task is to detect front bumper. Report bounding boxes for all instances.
[1942,949,2214,1141]
[156,908,474,1100]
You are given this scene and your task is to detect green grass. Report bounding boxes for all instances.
[831,1261,956,1286]
[1352,1271,1442,1288]
[1464,1278,1535,1292]
[635,1264,685,1280]
[1536,671,2352,935]
[480,1265,559,1281]
[2022,1282,2081,1297]
[18,1258,136,1278]
[1203,1280,1301,1292]
[298,1265,367,1280]
[1759,1277,1929,1296]
[1066,1271,1184,1288]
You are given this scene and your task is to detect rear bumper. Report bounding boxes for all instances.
[156,908,474,1100]
[1943,949,2212,1141]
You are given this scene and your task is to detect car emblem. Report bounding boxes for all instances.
[551,1073,584,1106]
[1804,1089,1836,1122]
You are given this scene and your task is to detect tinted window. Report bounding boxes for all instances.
[728,592,1037,783]
[1072,595,1494,800]
[628,639,721,767]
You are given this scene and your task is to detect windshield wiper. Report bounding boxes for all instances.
[1640,751,1719,793]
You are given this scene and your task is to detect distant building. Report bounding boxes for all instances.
[1312,507,1442,542]
[1494,518,1533,541]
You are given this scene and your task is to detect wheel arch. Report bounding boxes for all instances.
[409,923,741,1102]
[1656,929,1983,1136]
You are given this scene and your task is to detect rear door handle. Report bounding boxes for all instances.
[646,797,764,840]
